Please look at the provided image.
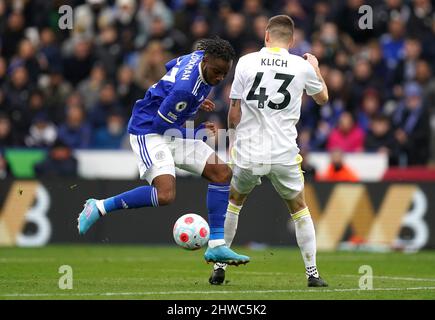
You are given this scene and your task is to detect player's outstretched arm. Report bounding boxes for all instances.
[303,53,329,105]
[228,99,241,146]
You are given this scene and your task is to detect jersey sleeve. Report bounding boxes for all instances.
[165,55,184,71]
[304,62,323,96]
[229,59,245,100]
[152,90,196,136]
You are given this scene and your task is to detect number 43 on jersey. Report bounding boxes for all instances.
[247,72,295,110]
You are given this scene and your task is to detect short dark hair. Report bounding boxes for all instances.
[195,37,236,62]
[266,15,295,42]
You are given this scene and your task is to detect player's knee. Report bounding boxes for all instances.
[213,166,232,184]
[157,189,176,206]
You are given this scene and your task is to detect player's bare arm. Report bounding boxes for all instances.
[303,53,329,105]
[228,99,241,146]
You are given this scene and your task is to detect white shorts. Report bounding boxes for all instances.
[231,155,305,200]
[130,134,215,184]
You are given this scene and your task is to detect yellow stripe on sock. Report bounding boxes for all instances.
[227,202,241,215]
[291,207,310,221]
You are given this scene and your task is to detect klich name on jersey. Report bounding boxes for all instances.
[261,58,288,68]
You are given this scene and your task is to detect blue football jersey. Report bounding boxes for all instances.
[127,51,212,137]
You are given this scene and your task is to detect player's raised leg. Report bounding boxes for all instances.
[77,174,175,235]
[77,134,176,235]
[201,154,250,266]
[284,190,328,287]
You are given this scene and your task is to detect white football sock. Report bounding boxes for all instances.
[291,207,319,278]
[96,200,106,215]
[224,202,242,246]
[208,239,225,248]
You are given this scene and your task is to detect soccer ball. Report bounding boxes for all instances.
[173,213,210,250]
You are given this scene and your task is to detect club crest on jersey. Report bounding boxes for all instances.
[175,101,187,112]
[155,151,166,161]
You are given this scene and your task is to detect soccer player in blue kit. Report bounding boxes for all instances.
[77,38,250,265]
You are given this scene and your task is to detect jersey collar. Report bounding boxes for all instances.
[262,47,289,55]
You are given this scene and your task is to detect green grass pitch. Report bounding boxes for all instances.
[1,245,435,300]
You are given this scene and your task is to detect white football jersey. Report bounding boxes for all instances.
[229,47,323,166]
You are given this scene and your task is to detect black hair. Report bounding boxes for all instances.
[195,37,236,62]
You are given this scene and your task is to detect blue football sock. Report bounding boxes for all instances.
[207,183,231,240]
[103,186,159,214]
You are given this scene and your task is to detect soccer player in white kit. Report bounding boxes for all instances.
[209,15,329,287]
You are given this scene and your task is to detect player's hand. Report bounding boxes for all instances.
[203,121,218,136]
[200,99,215,112]
[303,53,319,69]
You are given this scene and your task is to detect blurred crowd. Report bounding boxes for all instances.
[1,0,435,173]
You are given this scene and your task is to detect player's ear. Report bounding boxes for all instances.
[265,31,270,44]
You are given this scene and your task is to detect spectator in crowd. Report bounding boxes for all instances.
[34,139,78,177]
[3,65,34,143]
[95,25,123,79]
[186,15,211,50]
[0,112,17,147]
[317,148,359,182]
[364,114,398,165]
[77,63,107,111]
[92,110,127,149]
[1,11,26,60]
[135,41,169,90]
[288,28,311,57]
[375,0,411,36]
[407,0,435,43]
[57,96,92,149]
[146,16,188,55]
[392,82,431,165]
[15,39,41,84]
[348,58,380,110]
[116,65,143,115]
[366,41,390,86]
[415,59,435,112]
[3,64,33,111]
[89,83,123,129]
[24,113,57,148]
[73,0,112,39]
[137,0,174,47]
[113,0,139,55]
[0,149,11,179]
[63,38,95,86]
[38,27,62,73]
[327,111,365,152]
[393,37,422,87]
[221,13,247,57]
[357,88,383,132]
[0,56,7,86]
[40,68,73,124]
[380,16,406,73]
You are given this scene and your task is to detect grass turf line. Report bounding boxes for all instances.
[1,245,435,300]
